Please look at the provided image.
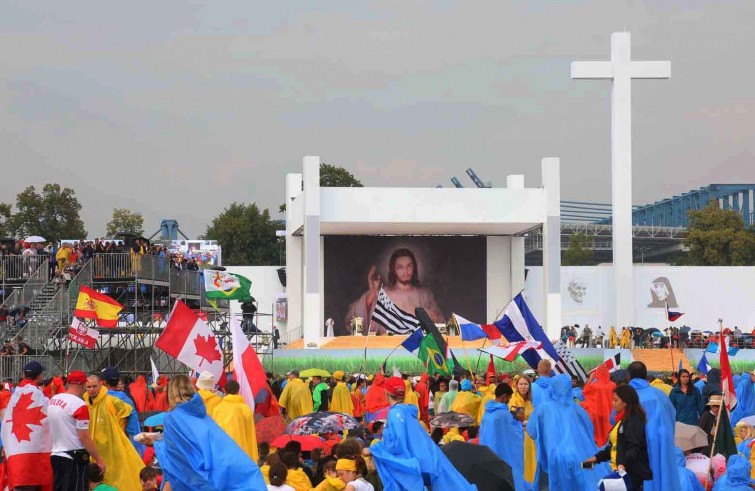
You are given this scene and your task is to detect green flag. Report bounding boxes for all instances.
[418,333,454,376]
[714,407,737,459]
[203,270,252,302]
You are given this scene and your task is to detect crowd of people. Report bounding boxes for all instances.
[1,356,755,490]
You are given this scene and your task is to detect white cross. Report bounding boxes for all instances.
[571,32,670,330]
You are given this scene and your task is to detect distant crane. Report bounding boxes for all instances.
[466,168,492,188]
[450,177,464,188]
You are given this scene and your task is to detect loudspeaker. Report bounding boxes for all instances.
[277,267,286,287]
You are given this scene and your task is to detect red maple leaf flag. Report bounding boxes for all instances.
[156,300,224,383]
[0,380,52,488]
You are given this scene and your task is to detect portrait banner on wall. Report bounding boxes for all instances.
[324,236,487,336]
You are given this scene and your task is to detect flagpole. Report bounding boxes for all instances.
[474,338,488,373]
[380,338,406,371]
[705,318,727,488]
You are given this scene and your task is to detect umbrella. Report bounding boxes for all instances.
[144,412,165,427]
[365,406,389,423]
[651,331,664,338]
[270,434,323,451]
[256,415,287,444]
[675,422,709,452]
[645,328,660,334]
[680,326,691,334]
[285,411,362,436]
[23,236,46,243]
[441,441,514,491]
[430,411,476,428]
[738,415,755,427]
[299,368,331,378]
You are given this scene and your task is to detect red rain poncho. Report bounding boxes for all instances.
[129,375,155,413]
[415,373,430,425]
[365,372,389,414]
[581,365,616,446]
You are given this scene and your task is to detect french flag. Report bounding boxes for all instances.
[666,303,684,322]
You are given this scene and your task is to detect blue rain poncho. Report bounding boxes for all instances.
[711,454,752,491]
[731,374,755,427]
[154,393,266,491]
[629,378,681,491]
[108,389,146,458]
[371,403,476,491]
[675,447,705,491]
[527,374,611,490]
[531,375,551,408]
[479,400,526,491]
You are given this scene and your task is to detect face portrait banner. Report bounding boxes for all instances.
[324,236,487,336]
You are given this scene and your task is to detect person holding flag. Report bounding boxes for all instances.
[213,380,259,463]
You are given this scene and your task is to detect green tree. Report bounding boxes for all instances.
[562,233,593,266]
[684,201,755,265]
[106,208,145,237]
[0,202,13,238]
[12,184,86,241]
[205,203,283,265]
[279,163,363,213]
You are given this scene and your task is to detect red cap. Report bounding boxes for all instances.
[383,377,405,397]
[67,371,87,385]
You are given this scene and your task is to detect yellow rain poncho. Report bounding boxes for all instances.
[404,380,419,411]
[609,326,618,348]
[311,475,346,491]
[198,388,222,416]
[442,427,466,444]
[651,378,673,396]
[330,382,354,416]
[510,385,536,484]
[279,378,313,420]
[620,328,632,349]
[450,391,481,420]
[286,466,313,491]
[84,386,145,491]
[213,394,259,462]
[476,385,497,425]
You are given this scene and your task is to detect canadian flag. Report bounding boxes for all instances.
[68,318,99,349]
[156,300,224,383]
[0,381,52,490]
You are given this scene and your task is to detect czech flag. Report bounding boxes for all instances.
[665,302,684,322]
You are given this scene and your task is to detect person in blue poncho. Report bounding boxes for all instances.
[530,360,552,408]
[101,366,146,458]
[370,376,477,491]
[675,447,705,491]
[731,372,755,427]
[628,361,681,491]
[143,374,267,491]
[527,374,611,490]
[572,375,585,402]
[711,454,752,491]
[479,383,527,491]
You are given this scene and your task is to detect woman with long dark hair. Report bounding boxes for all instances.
[586,385,653,490]
[669,369,704,425]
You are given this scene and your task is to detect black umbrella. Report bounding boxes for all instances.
[644,328,660,334]
[9,306,29,317]
[441,441,514,491]
[430,411,476,428]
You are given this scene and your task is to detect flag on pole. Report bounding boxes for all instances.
[677,358,683,375]
[418,333,453,376]
[590,352,621,374]
[73,285,123,327]
[697,353,711,375]
[156,300,224,383]
[553,341,589,382]
[480,342,543,362]
[454,314,488,341]
[665,302,684,322]
[203,270,252,302]
[400,328,424,355]
[68,318,99,349]
[230,314,263,411]
[719,326,737,411]
[150,357,160,389]
[370,288,420,334]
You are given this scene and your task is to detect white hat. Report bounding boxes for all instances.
[196,371,216,390]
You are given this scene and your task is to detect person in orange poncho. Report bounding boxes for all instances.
[43,375,65,398]
[415,373,430,425]
[153,376,169,412]
[351,378,366,420]
[129,375,155,413]
[581,364,616,446]
[365,371,389,421]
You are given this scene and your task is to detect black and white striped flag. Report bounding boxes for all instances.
[553,340,588,382]
[371,288,421,335]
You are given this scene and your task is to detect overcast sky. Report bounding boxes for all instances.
[2,1,754,237]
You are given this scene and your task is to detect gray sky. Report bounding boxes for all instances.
[2,1,754,237]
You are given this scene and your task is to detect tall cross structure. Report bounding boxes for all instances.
[571,32,670,329]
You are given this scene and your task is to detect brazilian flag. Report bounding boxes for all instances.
[418,333,454,376]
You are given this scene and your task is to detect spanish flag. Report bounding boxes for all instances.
[74,285,123,327]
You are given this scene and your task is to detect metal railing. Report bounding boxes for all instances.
[1,255,51,282]
[0,355,54,381]
[92,253,170,284]
[19,287,66,349]
[1,290,20,310]
[171,269,202,297]
[20,262,49,305]
[67,260,92,312]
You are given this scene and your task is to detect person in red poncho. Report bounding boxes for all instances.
[365,372,389,421]
[415,373,430,425]
[153,376,170,412]
[581,364,616,446]
[129,375,156,413]
[254,381,281,418]
[42,375,65,398]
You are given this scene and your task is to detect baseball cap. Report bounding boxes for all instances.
[67,371,87,385]
[287,370,299,378]
[383,377,405,397]
[101,366,119,382]
[23,361,45,377]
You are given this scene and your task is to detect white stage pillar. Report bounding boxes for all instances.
[506,174,526,301]
[302,156,321,347]
[541,158,562,339]
[285,173,303,342]
[487,237,511,322]
[571,32,670,330]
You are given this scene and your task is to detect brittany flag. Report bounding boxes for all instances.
[666,302,684,322]
[73,285,123,327]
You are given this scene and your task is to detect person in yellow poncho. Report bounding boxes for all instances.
[442,427,466,445]
[279,370,314,420]
[450,379,481,419]
[509,374,536,486]
[281,450,313,491]
[84,375,144,491]
[650,376,673,396]
[196,371,222,416]
[403,378,419,411]
[330,370,354,416]
[609,326,619,348]
[620,327,632,349]
[476,373,502,425]
[213,380,259,462]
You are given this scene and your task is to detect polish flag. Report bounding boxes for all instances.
[68,318,99,349]
[156,300,224,384]
[719,325,737,411]
[0,380,52,490]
